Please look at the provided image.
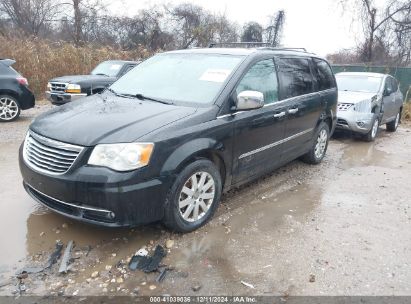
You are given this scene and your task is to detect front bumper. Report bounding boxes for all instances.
[19,144,173,227]
[45,91,87,105]
[335,110,374,134]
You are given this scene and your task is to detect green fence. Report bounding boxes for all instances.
[332,65,411,102]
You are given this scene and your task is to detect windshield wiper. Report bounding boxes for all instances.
[106,87,134,99]
[107,88,173,104]
[135,93,173,105]
[95,73,109,76]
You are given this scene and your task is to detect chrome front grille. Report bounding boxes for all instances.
[23,131,83,175]
[337,103,353,111]
[50,82,67,93]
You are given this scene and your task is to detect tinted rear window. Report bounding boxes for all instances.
[313,58,335,90]
[277,58,314,99]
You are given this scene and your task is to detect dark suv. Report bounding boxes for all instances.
[0,59,35,122]
[46,60,139,105]
[19,46,337,232]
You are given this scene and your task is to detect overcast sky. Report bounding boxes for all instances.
[107,0,387,56]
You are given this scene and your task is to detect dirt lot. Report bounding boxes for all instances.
[1,104,411,296]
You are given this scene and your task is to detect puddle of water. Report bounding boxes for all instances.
[169,182,323,284]
[0,143,36,276]
[339,140,392,169]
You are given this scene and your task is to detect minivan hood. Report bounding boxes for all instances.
[30,95,197,146]
[50,74,115,84]
[338,90,377,104]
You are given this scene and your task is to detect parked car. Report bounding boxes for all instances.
[20,46,337,232]
[335,72,404,141]
[46,60,139,105]
[0,59,35,122]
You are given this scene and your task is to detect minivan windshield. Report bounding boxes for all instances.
[336,75,382,93]
[91,61,123,77]
[110,53,245,104]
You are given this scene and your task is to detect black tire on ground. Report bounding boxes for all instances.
[386,110,401,132]
[163,159,222,233]
[301,122,330,165]
[364,114,379,142]
[0,95,21,122]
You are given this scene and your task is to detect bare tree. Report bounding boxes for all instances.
[389,1,411,65]
[0,0,60,35]
[342,0,411,63]
[166,3,216,48]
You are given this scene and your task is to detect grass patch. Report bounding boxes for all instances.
[403,102,411,121]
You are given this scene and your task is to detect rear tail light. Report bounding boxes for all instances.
[16,77,28,86]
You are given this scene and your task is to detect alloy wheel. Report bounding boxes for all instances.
[314,129,328,159]
[178,171,216,222]
[371,119,379,139]
[395,113,400,129]
[0,97,19,121]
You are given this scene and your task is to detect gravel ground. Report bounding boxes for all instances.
[0,104,410,296]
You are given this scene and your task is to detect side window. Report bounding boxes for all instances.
[385,77,393,92]
[119,65,135,77]
[277,57,314,99]
[313,58,335,91]
[235,59,278,104]
[391,77,398,92]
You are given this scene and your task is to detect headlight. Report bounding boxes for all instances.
[353,100,371,113]
[88,143,154,171]
[46,82,51,91]
[65,83,81,94]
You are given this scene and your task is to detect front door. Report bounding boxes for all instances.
[382,77,396,122]
[231,58,287,184]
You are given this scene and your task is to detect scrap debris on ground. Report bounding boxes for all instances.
[2,238,174,296]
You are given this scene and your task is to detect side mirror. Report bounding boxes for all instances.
[384,87,392,96]
[235,91,264,111]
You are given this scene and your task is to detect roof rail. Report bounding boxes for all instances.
[258,47,308,52]
[209,42,272,48]
[208,43,309,53]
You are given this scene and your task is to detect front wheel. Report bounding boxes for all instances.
[163,159,222,233]
[0,95,21,122]
[364,115,379,142]
[386,110,401,132]
[301,122,330,165]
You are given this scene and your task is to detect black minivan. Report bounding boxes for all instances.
[19,46,337,232]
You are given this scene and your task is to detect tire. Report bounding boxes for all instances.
[301,122,330,165]
[0,95,21,122]
[364,114,379,142]
[386,110,401,132]
[163,159,222,233]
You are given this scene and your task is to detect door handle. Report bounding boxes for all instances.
[273,111,286,118]
[288,108,299,114]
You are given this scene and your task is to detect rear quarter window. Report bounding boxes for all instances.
[276,57,314,99]
[312,58,335,91]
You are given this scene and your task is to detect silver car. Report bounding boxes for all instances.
[335,72,403,141]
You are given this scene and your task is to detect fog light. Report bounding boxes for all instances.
[109,212,115,219]
[357,121,365,128]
